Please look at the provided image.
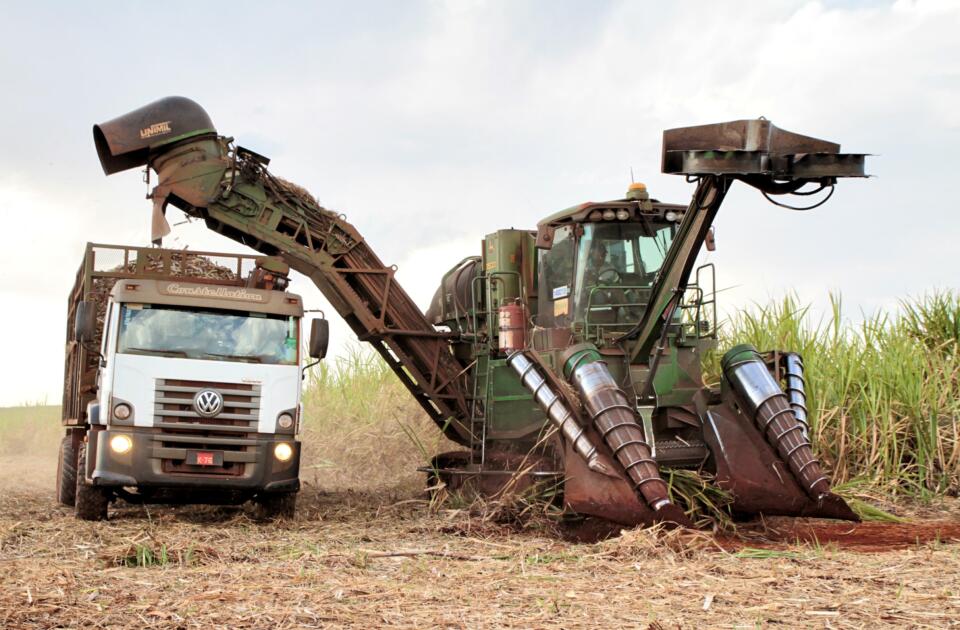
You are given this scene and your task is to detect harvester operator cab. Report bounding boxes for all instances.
[536,187,679,336]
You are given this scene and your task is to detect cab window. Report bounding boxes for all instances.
[536,226,575,327]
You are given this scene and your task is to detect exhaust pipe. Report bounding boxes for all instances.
[722,344,830,500]
[561,344,689,525]
[507,351,615,477]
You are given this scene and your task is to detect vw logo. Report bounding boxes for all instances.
[193,389,224,417]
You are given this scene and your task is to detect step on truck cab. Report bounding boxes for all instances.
[58,243,329,520]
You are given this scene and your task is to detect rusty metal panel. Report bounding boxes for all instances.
[94,96,216,175]
[662,118,866,178]
[702,404,858,521]
[562,434,657,527]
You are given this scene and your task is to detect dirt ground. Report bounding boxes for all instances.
[3,454,960,629]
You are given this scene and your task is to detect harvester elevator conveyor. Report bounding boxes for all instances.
[94,97,474,444]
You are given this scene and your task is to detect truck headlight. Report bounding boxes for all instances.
[277,413,294,430]
[110,434,133,454]
[274,443,293,461]
[113,403,132,421]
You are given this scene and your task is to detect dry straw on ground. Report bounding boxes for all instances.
[8,290,960,627]
[3,484,960,629]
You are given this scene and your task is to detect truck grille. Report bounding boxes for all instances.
[152,379,262,476]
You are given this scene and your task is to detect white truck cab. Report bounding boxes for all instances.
[59,244,328,520]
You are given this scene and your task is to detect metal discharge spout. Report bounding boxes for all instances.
[561,344,682,519]
[93,96,216,175]
[506,351,614,477]
[722,344,830,500]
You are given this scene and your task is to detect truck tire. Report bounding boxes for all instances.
[254,492,297,520]
[56,436,78,506]
[75,448,109,521]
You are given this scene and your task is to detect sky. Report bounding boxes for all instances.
[0,0,957,407]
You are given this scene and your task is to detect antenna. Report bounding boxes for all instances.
[630,167,635,183]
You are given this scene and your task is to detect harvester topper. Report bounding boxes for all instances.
[94,98,868,527]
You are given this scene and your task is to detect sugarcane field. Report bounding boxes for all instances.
[2,3,960,628]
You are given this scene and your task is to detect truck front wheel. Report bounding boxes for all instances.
[254,492,297,520]
[75,448,109,521]
[56,435,78,506]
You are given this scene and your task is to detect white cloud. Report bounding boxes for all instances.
[0,0,957,405]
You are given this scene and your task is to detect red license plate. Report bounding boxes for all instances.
[187,450,223,466]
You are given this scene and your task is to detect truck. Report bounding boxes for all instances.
[58,242,329,520]
[94,97,869,527]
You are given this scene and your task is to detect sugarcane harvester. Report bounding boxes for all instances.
[94,98,867,527]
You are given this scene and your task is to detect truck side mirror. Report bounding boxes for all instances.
[75,301,96,343]
[308,318,329,359]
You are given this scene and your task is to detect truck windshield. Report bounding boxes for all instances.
[573,221,674,327]
[117,305,299,365]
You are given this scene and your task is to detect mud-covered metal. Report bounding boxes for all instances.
[722,344,829,500]
[93,96,216,175]
[561,344,690,525]
[423,450,561,498]
[702,405,859,521]
[562,436,660,526]
[661,118,867,179]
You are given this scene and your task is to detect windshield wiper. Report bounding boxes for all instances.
[202,352,264,364]
[122,347,190,358]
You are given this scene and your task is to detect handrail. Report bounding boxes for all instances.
[583,284,653,339]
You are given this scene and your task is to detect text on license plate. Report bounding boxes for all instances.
[187,450,223,466]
